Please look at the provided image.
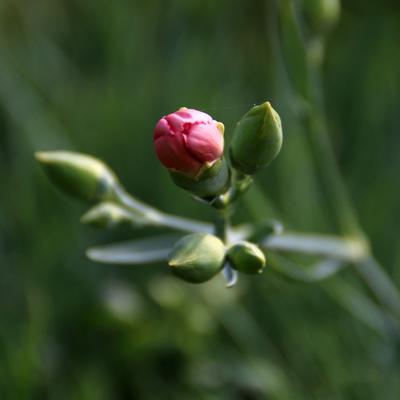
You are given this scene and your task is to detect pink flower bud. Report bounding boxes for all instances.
[154,107,224,178]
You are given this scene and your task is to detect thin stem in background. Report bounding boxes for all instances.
[277,0,400,318]
[355,257,400,317]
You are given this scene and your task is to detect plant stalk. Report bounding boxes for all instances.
[279,0,400,318]
[116,184,370,262]
[214,207,238,287]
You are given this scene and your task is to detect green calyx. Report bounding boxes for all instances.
[168,233,225,283]
[229,101,283,175]
[35,151,118,202]
[227,241,266,275]
[170,158,230,200]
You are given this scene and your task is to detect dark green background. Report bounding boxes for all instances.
[1,0,400,399]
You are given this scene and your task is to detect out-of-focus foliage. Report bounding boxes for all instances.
[0,0,400,399]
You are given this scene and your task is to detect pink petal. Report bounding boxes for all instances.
[154,133,201,175]
[164,108,213,133]
[186,122,224,163]
[154,118,172,140]
[176,108,212,123]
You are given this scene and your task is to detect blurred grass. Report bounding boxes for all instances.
[1,0,400,399]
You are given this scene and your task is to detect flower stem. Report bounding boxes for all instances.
[214,207,238,287]
[277,2,400,318]
[211,170,253,209]
[114,183,371,262]
[214,208,230,244]
[355,257,400,318]
[113,184,212,233]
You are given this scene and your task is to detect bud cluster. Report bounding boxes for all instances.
[153,102,282,283]
[154,101,282,200]
[36,101,283,286]
[167,233,267,284]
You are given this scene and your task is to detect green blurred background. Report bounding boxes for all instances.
[1,0,400,399]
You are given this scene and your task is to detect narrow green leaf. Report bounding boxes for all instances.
[86,234,183,265]
[324,279,397,338]
[269,253,346,282]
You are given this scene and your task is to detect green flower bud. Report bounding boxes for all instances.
[168,233,225,284]
[81,202,145,229]
[303,0,341,34]
[170,158,230,200]
[229,102,283,175]
[35,151,118,202]
[227,241,266,275]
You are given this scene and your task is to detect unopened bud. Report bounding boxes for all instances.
[35,151,118,202]
[168,233,225,284]
[154,108,230,198]
[227,241,266,275]
[230,102,283,175]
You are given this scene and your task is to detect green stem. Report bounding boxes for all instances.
[214,209,229,244]
[115,183,371,262]
[113,173,394,302]
[211,170,253,209]
[279,1,400,318]
[303,58,360,235]
[355,257,400,317]
[303,52,400,317]
[214,207,239,287]
[114,184,213,234]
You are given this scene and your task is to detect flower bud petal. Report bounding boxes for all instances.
[230,102,283,175]
[35,151,118,202]
[227,241,266,275]
[154,108,224,179]
[154,130,202,175]
[168,233,225,284]
[186,122,224,163]
[172,107,213,126]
